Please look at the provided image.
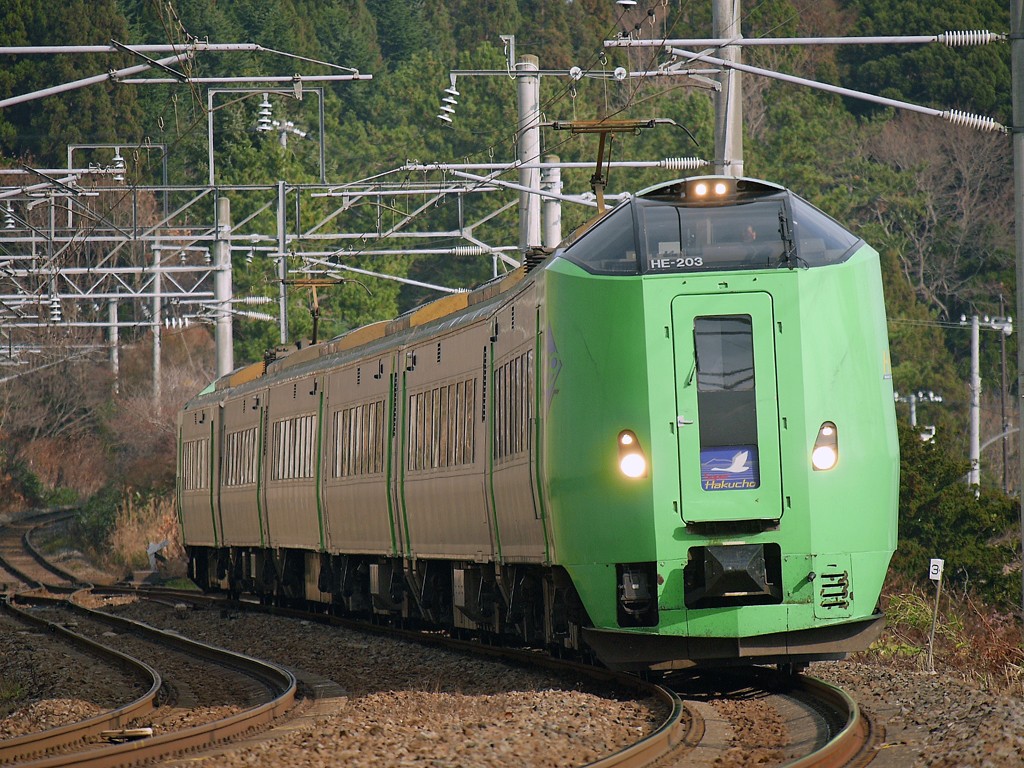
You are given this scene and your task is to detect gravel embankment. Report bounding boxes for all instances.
[2,597,667,766]
[110,599,667,767]
[813,658,1024,766]
[6,593,1024,766]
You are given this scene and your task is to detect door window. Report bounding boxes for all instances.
[694,315,759,490]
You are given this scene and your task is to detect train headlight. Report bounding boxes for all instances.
[714,182,727,195]
[618,430,648,478]
[811,422,838,470]
[620,454,646,477]
[694,182,708,196]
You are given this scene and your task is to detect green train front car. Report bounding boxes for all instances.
[540,177,898,670]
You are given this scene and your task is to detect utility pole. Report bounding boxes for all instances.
[712,0,743,178]
[962,313,1013,489]
[517,54,542,250]
[541,155,562,248]
[970,314,981,487]
[107,297,119,394]
[1012,0,1024,642]
[214,196,233,378]
[1001,295,1010,494]
[277,181,288,345]
[152,237,162,402]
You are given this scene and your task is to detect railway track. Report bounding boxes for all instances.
[1,590,296,767]
[0,509,83,590]
[2,512,878,768]
[109,586,879,768]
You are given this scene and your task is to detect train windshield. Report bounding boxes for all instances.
[560,202,639,276]
[643,200,786,273]
[559,191,862,277]
[789,195,861,266]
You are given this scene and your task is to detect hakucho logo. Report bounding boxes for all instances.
[700,446,760,491]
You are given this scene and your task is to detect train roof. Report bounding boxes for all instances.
[188,258,547,406]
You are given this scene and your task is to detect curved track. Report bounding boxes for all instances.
[1,589,296,767]
[3,512,876,768]
[120,586,877,768]
[0,509,83,589]
[0,512,296,768]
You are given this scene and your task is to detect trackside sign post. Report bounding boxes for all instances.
[928,558,944,672]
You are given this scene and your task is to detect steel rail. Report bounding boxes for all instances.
[784,676,875,768]
[0,595,161,765]
[2,589,296,768]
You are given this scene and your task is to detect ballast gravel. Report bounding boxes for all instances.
[5,596,1024,766]
[0,612,144,738]
[108,599,666,767]
[812,658,1024,767]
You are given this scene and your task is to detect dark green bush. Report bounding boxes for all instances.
[893,422,1020,610]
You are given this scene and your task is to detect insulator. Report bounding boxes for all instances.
[451,245,487,256]
[660,157,708,171]
[941,109,1007,133]
[238,295,274,305]
[237,310,278,323]
[939,30,1000,47]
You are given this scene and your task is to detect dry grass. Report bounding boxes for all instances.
[102,494,187,579]
[862,571,1024,694]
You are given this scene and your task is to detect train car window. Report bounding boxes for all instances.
[789,195,860,266]
[468,380,477,463]
[407,377,478,472]
[181,438,209,490]
[334,400,386,477]
[493,350,534,462]
[694,316,759,477]
[223,427,258,486]
[271,415,316,480]
[561,202,639,276]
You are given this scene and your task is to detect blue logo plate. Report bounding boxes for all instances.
[700,445,760,491]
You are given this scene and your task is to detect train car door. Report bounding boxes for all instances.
[324,359,397,556]
[264,376,326,549]
[218,391,268,548]
[178,403,220,546]
[671,292,783,523]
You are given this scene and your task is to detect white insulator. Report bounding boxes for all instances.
[238,295,275,305]
[941,109,1007,133]
[939,30,998,47]
[235,310,278,323]
[661,157,709,171]
[451,245,488,256]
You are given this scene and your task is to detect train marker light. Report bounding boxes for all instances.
[618,430,647,478]
[811,421,838,470]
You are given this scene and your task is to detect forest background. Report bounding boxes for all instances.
[0,0,1021,624]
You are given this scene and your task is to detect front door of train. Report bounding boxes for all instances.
[671,292,783,523]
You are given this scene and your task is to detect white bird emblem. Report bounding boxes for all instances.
[724,451,749,473]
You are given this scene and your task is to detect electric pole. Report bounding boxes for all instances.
[517,54,542,249]
[1013,0,1024,643]
[712,0,744,177]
